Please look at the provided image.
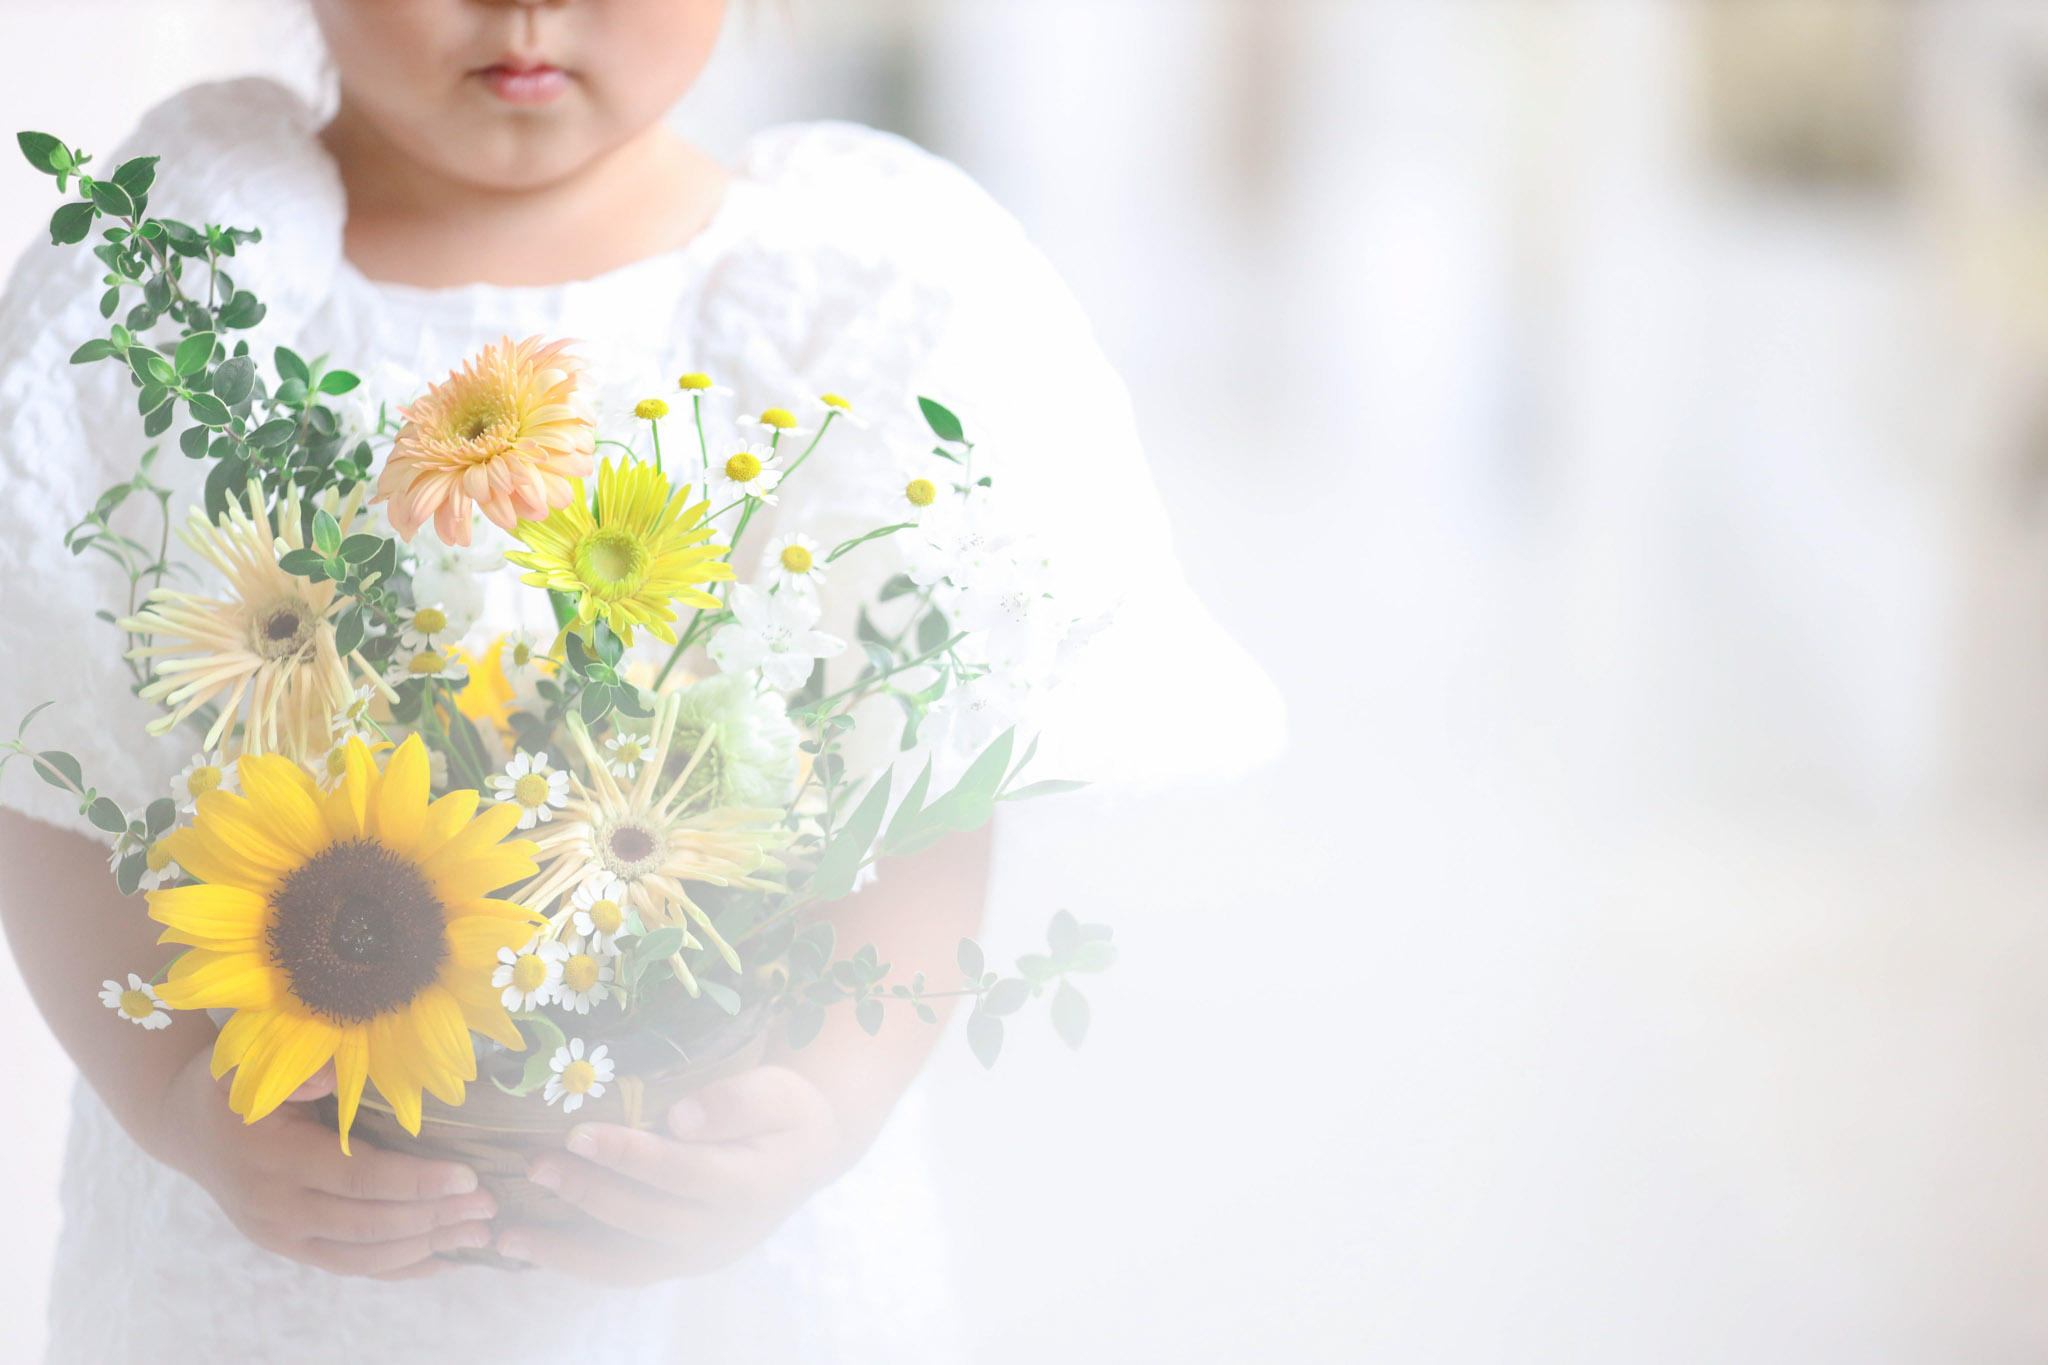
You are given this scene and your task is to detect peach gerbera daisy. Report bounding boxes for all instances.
[374,335,596,547]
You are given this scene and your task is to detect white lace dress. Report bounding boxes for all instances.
[0,80,1277,1364]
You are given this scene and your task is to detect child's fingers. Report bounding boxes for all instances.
[559,1123,766,1204]
[284,1063,337,1103]
[294,1144,480,1202]
[525,1153,700,1243]
[298,1189,497,1244]
[664,1066,832,1143]
[303,1221,491,1278]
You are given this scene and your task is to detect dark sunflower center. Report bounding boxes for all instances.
[267,840,448,1024]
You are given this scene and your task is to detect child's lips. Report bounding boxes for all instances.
[479,63,570,105]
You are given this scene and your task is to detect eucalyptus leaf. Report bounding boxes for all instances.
[812,770,890,902]
[87,797,127,834]
[33,750,82,793]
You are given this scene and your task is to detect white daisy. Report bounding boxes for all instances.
[398,603,457,651]
[741,406,815,443]
[387,644,468,688]
[328,683,383,741]
[99,974,170,1030]
[602,731,653,780]
[501,630,545,678]
[763,531,827,597]
[169,749,239,813]
[137,838,182,892]
[675,371,735,401]
[488,751,570,829]
[815,392,870,430]
[554,942,617,1015]
[492,934,569,1011]
[708,442,782,505]
[543,1038,615,1114]
[568,876,632,955]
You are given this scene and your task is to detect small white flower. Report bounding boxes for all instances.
[428,748,450,791]
[602,732,653,780]
[137,839,182,892]
[170,750,239,813]
[709,585,848,692]
[399,603,458,651]
[741,407,815,443]
[763,531,827,597]
[555,942,618,1015]
[929,670,1035,752]
[815,392,870,430]
[707,442,782,505]
[409,549,494,641]
[99,974,170,1030]
[569,876,632,955]
[501,630,545,678]
[492,934,569,1011]
[387,644,469,688]
[543,1037,615,1114]
[328,683,382,742]
[675,372,735,401]
[906,489,1012,591]
[487,751,570,829]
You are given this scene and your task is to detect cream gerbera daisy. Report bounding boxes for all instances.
[544,1038,613,1113]
[171,750,239,814]
[553,940,616,1015]
[492,934,568,1011]
[523,692,790,997]
[374,335,596,547]
[763,531,827,596]
[117,482,388,765]
[488,751,570,829]
[603,731,652,780]
[568,876,631,954]
[708,444,782,505]
[100,974,170,1030]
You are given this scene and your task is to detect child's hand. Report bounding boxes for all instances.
[145,1047,499,1280]
[498,1065,845,1284]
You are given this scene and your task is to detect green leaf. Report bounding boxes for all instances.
[87,797,126,834]
[966,1010,1003,1069]
[145,797,178,839]
[33,750,83,793]
[185,393,230,427]
[211,354,255,406]
[785,1004,827,1050]
[248,417,297,449]
[879,573,918,602]
[317,369,360,396]
[919,396,966,444]
[17,131,68,175]
[1000,778,1089,803]
[1068,940,1118,974]
[1051,982,1090,1048]
[812,770,891,902]
[88,180,133,217]
[338,534,383,564]
[956,937,985,980]
[277,548,328,579]
[701,981,743,1016]
[115,851,146,897]
[918,727,1014,837]
[332,607,365,658]
[203,455,250,526]
[273,346,308,385]
[48,201,94,246]
[172,330,215,376]
[856,997,885,1036]
[916,608,949,656]
[178,425,211,459]
[826,522,914,564]
[982,978,1031,1018]
[1048,909,1080,959]
[578,683,614,726]
[880,759,934,855]
[310,510,341,557]
[591,621,624,667]
[217,290,265,330]
[69,338,117,364]
[143,402,174,438]
[492,1011,569,1097]
[14,700,56,740]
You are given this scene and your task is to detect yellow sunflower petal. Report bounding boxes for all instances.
[322,736,378,841]
[332,1028,369,1156]
[157,947,282,1011]
[191,790,306,875]
[158,823,279,895]
[231,1011,340,1125]
[236,753,332,859]
[444,913,540,970]
[366,1010,425,1135]
[209,1005,278,1081]
[455,993,526,1051]
[148,883,269,945]
[372,734,432,854]
[409,986,478,1086]
[412,788,481,863]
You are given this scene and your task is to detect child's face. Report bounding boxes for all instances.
[312,0,728,189]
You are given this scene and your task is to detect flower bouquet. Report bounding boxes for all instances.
[5,131,1114,1264]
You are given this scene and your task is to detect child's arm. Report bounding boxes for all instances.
[0,810,498,1277]
[496,825,993,1281]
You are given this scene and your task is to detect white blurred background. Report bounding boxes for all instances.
[12,0,2048,1360]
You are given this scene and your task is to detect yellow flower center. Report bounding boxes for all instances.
[587,899,624,935]
[186,764,222,797]
[559,1058,597,1094]
[118,988,156,1020]
[821,393,851,411]
[511,953,550,993]
[407,650,449,676]
[563,954,600,992]
[145,840,175,873]
[513,772,552,808]
[759,408,798,430]
[325,748,348,779]
[725,452,763,483]
[511,640,533,667]
[677,372,715,392]
[574,527,649,598]
[906,478,937,508]
[412,607,447,636]
[779,544,815,575]
[614,741,643,764]
[635,398,670,420]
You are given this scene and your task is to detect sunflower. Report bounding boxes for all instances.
[505,458,734,648]
[148,735,545,1151]
[374,335,596,547]
[522,692,789,996]
[118,482,387,766]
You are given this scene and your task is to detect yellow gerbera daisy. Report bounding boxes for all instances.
[505,458,734,647]
[522,691,789,996]
[117,482,386,766]
[374,335,596,547]
[148,735,545,1151]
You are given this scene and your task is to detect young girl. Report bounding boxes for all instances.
[0,2,1263,1360]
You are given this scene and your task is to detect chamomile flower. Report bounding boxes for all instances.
[388,645,469,688]
[399,604,456,651]
[100,974,170,1030]
[675,372,734,400]
[489,751,570,829]
[169,749,239,813]
[708,443,782,504]
[634,398,670,421]
[709,585,848,692]
[329,683,382,741]
[501,629,546,678]
[603,731,653,780]
[137,839,181,892]
[544,1038,614,1113]
[743,407,814,442]
[815,393,870,430]
[569,877,632,955]
[493,934,569,1011]
[554,944,617,1015]
[763,531,827,596]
